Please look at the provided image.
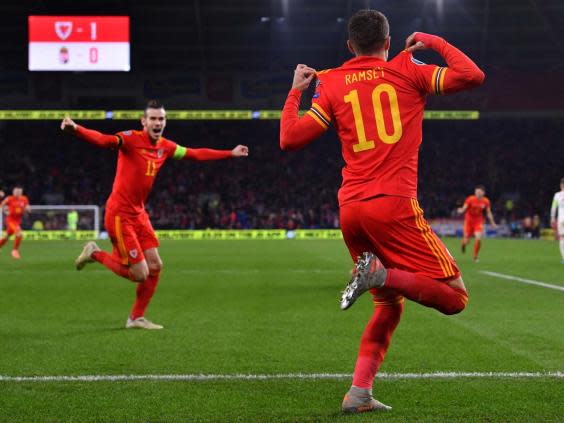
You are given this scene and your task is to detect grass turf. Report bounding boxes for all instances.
[0,238,563,422]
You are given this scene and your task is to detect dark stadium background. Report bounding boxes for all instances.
[1,0,563,231]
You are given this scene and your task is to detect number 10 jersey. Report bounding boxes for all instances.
[308,51,445,206]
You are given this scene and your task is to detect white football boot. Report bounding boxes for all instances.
[342,386,392,413]
[125,317,164,330]
[75,241,101,270]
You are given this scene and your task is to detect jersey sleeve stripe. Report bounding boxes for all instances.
[115,134,124,148]
[438,67,448,95]
[430,67,439,94]
[311,103,331,122]
[309,107,330,126]
[306,109,329,129]
[434,67,445,95]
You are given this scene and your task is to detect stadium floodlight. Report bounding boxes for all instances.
[0,205,101,239]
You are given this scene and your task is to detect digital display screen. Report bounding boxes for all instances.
[28,16,130,71]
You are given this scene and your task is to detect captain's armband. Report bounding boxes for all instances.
[173,145,187,160]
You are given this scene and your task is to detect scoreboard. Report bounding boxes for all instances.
[28,16,130,71]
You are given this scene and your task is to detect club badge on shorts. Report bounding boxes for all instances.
[129,249,138,259]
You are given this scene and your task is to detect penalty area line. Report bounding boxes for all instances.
[479,271,564,292]
[0,371,562,383]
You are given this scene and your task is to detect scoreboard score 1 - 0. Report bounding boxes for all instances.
[28,16,130,71]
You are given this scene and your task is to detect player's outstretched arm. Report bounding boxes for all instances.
[280,64,327,151]
[60,117,121,149]
[178,145,248,161]
[457,204,467,214]
[405,32,485,93]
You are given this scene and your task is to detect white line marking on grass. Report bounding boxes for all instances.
[479,271,564,292]
[0,372,562,382]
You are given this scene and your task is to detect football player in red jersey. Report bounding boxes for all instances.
[61,100,249,330]
[457,184,497,262]
[280,10,484,412]
[0,186,31,259]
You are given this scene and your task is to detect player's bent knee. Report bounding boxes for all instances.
[445,278,469,315]
[149,259,163,273]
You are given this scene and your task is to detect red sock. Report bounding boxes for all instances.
[352,301,404,389]
[473,240,481,259]
[130,270,161,319]
[0,237,7,248]
[92,251,133,280]
[14,235,22,250]
[384,269,468,315]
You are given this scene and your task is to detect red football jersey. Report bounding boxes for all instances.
[308,51,447,205]
[107,130,178,215]
[4,195,29,222]
[464,195,490,222]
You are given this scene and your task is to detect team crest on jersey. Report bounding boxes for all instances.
[312,92,320,99]
[157,148,164,158]
[129,249,138,259]
[411,56,426,65]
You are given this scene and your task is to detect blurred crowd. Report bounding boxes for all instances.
[0,118,562,231]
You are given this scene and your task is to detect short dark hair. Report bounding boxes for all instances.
[144,99,164,116]
[475,184,486,191]
[348,10,390,55]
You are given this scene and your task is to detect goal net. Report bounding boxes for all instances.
[0,205,101,240]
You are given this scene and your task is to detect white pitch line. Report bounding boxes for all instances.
[0,372,561,383]
[479,271,564,292]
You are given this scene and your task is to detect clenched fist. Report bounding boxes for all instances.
[231,145,249,157]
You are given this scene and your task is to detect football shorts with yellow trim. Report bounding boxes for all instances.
[104,207,159,265]
[340,196,460,289]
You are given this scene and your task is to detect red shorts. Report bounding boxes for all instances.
[5,218,22,236]
[340,196,460,304]
[104,208,159,265]
[464,219,484,238]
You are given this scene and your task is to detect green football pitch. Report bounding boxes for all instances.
[0,238,562,422]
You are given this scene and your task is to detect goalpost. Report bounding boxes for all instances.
[0,205,101,239]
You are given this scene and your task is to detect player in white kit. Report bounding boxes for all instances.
[550,178,564,263]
